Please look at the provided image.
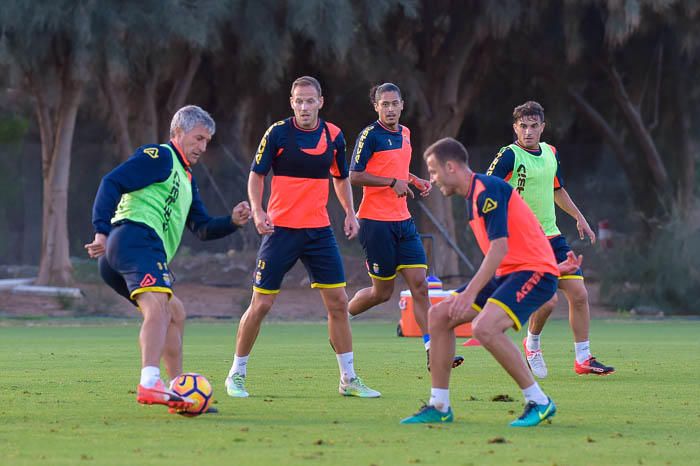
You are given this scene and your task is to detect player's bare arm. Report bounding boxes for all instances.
[553,188,596,243]
[247,172,274,235]
[349,170,413,198]
[449,238,508,320]
[332,177,360,239]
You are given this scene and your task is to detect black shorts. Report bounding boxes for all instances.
[454,271,558,331]
[252,226,345,294]
[358,218,427,280]
[550,235,583,280]
[99,222,174,304]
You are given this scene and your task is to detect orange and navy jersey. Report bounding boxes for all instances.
[350,121,412,221]
[251,117,347,228]
[487,143,565,189]
[466,173,559,277]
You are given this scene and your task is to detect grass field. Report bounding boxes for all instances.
[1,319,698,465]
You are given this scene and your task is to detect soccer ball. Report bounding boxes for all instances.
[170,373,213,416]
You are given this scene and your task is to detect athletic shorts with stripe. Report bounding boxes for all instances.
[454,271,558,331]
[252,226,345,294]
[549,235,583,279]
[98,221,174,304]
[358,218,427,280]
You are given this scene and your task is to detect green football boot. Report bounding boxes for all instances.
[338,377,381,398]
[510,398,556,427]
[225,373,249,398]
[400,404,454,424]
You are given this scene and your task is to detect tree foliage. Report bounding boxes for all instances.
[0,0,697,306]
[554,0,700,225]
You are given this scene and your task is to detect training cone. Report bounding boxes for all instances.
[462,338,481,347]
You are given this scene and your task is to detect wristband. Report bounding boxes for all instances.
[389,178,397,188]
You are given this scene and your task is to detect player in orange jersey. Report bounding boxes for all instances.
[401,137,559,427]
[225,76,380,399]
[348,83,463,371]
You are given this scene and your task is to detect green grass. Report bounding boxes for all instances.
[1,320,699,465]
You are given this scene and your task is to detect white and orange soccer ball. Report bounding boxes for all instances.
[170,373,213,416]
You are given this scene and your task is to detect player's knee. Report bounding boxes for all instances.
[168,296,186,325]
[325,294,349,314]
[411,278,429,298]
[138,293,170,320]
[567,285,589,309]
[249,294,274,318]
[428,303,449,331]
[471,318,497,343]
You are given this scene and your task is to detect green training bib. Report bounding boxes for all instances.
[111,144,192,261]
[505,142,560,236]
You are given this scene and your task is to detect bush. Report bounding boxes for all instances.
[599,208,700,315]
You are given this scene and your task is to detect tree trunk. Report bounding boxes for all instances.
[668,43,695,216]
[142,69,160,144]
[222,95,259,251]
[413,115,465,279]
[102,78,132,159]
[566,87,657,223]
[408,44,490,278]
[36,79,83,286]
[27,76,55,180]
[603,60,669,192]
[165,50,202,134]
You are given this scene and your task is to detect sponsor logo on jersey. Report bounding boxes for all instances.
[354,125,374,164]
[144,148,159,159]
[162,171,181,232]
[140,273,157,287]
[516,164,527,194]
[482,198,498,214]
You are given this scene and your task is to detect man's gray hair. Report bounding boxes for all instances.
[170,105,216,137]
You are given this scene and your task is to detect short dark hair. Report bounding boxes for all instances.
[513,101,544,123]
[423,137,469,165]
[291,76,322,96]
[370,82,401,105]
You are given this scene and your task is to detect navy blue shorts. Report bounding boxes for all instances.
[358,218,427,280]
[455,271,558,331]
[98,221,174,304]
[253,226,345,294]
[549,235,583,280]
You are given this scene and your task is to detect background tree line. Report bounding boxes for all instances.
[0,0,698,312]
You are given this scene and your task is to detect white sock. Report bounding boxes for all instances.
[526,330,541,351]
[228,355,249,378]
[140,366,160,388]
[522,382,549,405]
[429,388,451,412]
[575,341,591,364]
[336,352,357,382]
[424,340,431,351]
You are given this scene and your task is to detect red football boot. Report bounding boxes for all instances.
[137,380,194,409]
[574,356,615,375]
